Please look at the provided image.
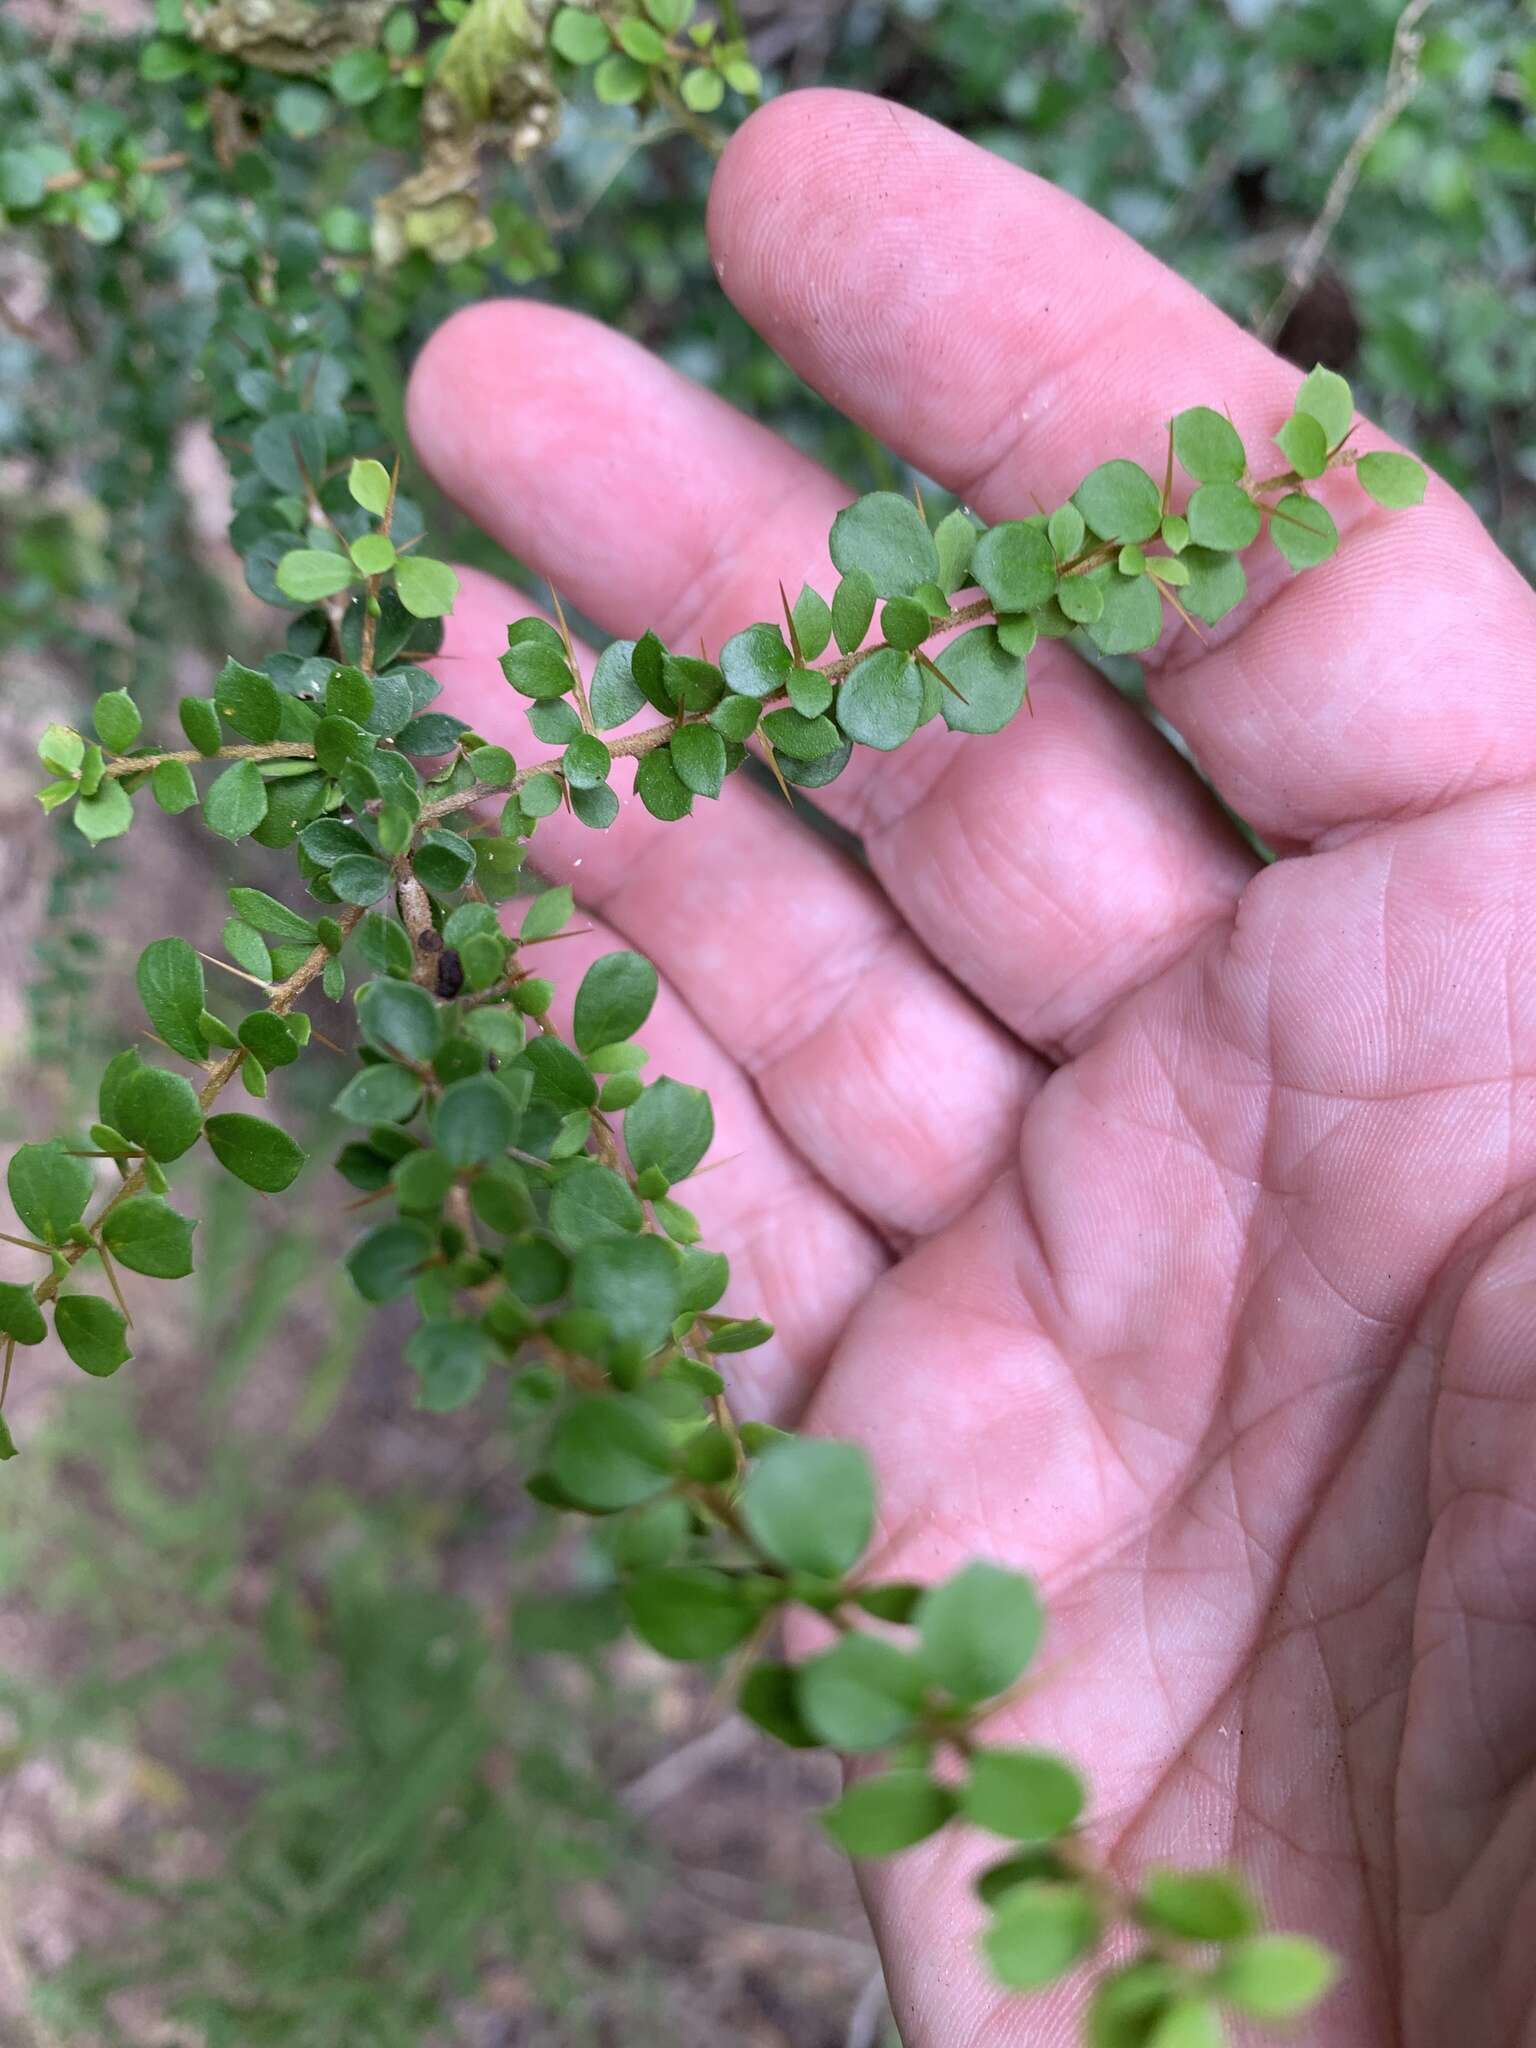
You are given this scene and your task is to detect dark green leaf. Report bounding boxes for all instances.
[635,747,693,822]
[571,1233,680,1351]
[202,759,268,841]
[347,1219,434,1303]
[117,1065,203,1163]
[214,658,282,743]
[625,1566,764,1660]
[406,1317,492,1412]
[93,689,141,755]
[357,979,442,1061]
[136,937,208,1062]
[433,1075,517,1165]
[671,723,728,797]
[739,1663,821,1747]
[228,887,318,943]
[0,1281,46,1346]
[328,853,393,905]
[550,1161,644,1248]
[238,1012,300,1070]
[792,584,833,660]
[203,1113,305,1192]
[100,1196,196,1279]
[590,639,646,729]
[55,1296,132,1378]
[761,708,841,760]
[551,1393,674,1509]
[333,1062,422,1124]
[150,760,199,814]
[573,951,656,1053]
[1086,572,1164,656]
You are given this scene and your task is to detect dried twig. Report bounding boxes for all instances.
[1258,0,1433,344]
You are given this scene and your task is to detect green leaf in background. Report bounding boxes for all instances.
[624,1565,764,1660]
[550,1393,674,1510]
[275,550,355,602]
[1215,1935,1338,2018]
[796,1633,925,1751]
[570,1234,680,1352]
[1136,1868,1258,1944]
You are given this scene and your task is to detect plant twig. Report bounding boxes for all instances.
[1258,0,1433,343]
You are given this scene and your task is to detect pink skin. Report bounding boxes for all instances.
[405,90,1536,2047]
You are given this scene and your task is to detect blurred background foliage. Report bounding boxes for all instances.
[1,0,1531,2040]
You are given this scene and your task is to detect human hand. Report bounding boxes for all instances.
[405,90,1536,2047]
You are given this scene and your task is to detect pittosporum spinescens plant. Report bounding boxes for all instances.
[4,302,1427,2033]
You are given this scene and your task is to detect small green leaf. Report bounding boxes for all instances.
[625,1076,712,1186]
[329,46,390,103]
[797,1633,926,1751]
[351,532,397,577]
[791,584,833,659]
[1270,493,1339,569]
[394,556,460,619]
[551,1393,674,1509]
[0,1281,46,1346]
[740,1437,874,1578]
[1172,406,1247,486]
[635,747,693,822]
[73,781,134,843]
[973,520,1057,613]
[574,951,657,1053]
[593,51,647,102]
[670,722,728,797]
[522,884,574,942]
[1186,483,1261,552]
[831,568,877,654]
[936,627,1028,735]
[1086,572,1164,656]
[934,508,978,592]
[982,1881,1099,1990]
[917,1562,1043,1704]
[1074,460,1163,544]
[99,1195,196,1279]
[615,16,667,62]
[551,5,611,63]
[214,658,282,743]
[1137,1868,1258,1944]
[961,1749,1085,1842]
[202,759,268,841]
[822,1772,958,1857]
[116,1065,204,1162]
[406,1317,492,1412]
[1295,365,1353,449]
[93,689,142,754]
[328,853,393,906]
[346,1219,434,1304]
[719,622,793,701]
[150,760,199,814]
[55,1296,132,1378]
[333,1062,422,1124]
[625,1565,764,1660]
[179,695,222,756]
[1180,546,1248,624]
[836,647,922,751]
[562,734,610,788]
[1146,1998,1223,2048]
[549,1161,644,1248]
[434,1075,517,1166]
[1356,450,1427,508]
[1047,502,1086,560]
[276,549,356,602]
[572,1233,681,1351]
[761,708,841,760]
[136,937,208,1063]
[830,493,940,598]
[7,1142,92,1244]
[203,1113,305,1192]
[680,64,725,112]
[357,979,442,1062]
[1274,411,1328,479]
[348,457,392,515]
[1215,1936,1338,2018]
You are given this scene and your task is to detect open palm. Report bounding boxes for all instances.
[406,93,1536,2046]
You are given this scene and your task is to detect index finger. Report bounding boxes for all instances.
[709,90,1536,846]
